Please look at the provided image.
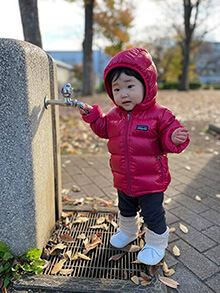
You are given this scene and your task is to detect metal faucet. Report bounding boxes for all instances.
[44,83,88,113]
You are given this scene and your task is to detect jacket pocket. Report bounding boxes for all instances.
[157,156,165,181]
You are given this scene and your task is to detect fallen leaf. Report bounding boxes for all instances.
[149,265,159,277]
[139,238,145,249]
[121,244,141,253]
[64,250,72,260]
[164,198,172,204]
[195,150,202,154]
[108,253,125,261]
[77,253,91,261]
[93,203,98,210]
[51,259,66,275]
[141,279,152,285]
[138,228,147,237]
[63,197,84,205]
[83,238,89,247]
[50,243,66,255]
[78,212,88,216]
[90,224,108,230]
[162,262,169,274]
[162,262,175,276]
[62,211,74,218]
[96,217,105,224]
[60,233,75,242]
[164,268,175,277]
[77,233,86,240]
[106,215,118,229]
[131,259,142,264]
[95,197,112,207]
[169,227,176,233]
[158,276,179,289]
[72,253,79,260]
[195,195,201,201]
[179,223,189,233]
[72,184,81,192]
[72,216,89,224]
[83,236,102,254]
[113,198,118,206]
[65,217,71,227]
[131,275,140,285]
[60,269,73,275]
[140,271,152,281]
[86,197,95,201]
[62,189,70,195]
[173,245,180,256]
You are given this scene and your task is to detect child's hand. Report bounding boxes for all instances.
[78,103,93,115]
[171,127,189,145]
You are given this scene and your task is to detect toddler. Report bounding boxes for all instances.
[78,48,189,265]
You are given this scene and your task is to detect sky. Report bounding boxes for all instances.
[0,0,219,51]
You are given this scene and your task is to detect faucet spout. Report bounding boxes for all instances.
[44,83,88,114]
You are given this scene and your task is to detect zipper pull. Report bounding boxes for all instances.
[127,113,130,121]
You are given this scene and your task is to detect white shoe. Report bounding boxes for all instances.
[110,213,140,249]
[110,229,137,248]
[137,227,169,265]
[137,244,165,265]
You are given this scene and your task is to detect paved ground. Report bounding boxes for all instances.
[61,147,220,292]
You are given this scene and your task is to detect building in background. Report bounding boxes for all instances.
[195,42,220,85]
[46,48,111,94]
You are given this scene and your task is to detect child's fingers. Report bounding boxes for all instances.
[180,127,189,133]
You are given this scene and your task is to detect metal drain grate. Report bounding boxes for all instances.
[43,212,147,280]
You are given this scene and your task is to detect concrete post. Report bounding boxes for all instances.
[0,38,62,255]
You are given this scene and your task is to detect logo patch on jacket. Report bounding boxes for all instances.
[136,125,148,131]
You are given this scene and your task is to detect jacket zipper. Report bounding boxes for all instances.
[125,113,132,196]
[157,156,165,181]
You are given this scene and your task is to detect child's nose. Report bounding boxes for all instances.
[120,89,128,98]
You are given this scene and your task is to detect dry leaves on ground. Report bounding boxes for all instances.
[158,276,179,289]
[179,223,189,234]
[173,245,181,256]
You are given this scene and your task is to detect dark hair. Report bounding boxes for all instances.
[107,67,145,88]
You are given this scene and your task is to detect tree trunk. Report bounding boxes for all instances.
[82,0,94,96]
[178,0,199,91]
[179,42,190,90]
[19,0,42,48]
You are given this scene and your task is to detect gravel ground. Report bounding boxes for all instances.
[59,89,220,155]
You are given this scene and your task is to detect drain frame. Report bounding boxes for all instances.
[12,211,167,292]
[43,211,147,280]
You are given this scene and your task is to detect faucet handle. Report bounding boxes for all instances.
[61,83,73,98]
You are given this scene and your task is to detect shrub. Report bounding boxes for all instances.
[0,242,45,289]
[189,81,202,89]
[162,82,179,89]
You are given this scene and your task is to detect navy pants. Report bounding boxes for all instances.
[117,189,167,234]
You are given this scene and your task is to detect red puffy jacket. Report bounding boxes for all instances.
[83,48,190,197]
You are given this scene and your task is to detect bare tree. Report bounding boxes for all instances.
[18,0,42,48]
[82,0,94,96]
[178,0,201,90]
[151,0,218,90]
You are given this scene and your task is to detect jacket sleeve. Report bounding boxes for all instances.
[158,109,190,153]
[82,105,109,139]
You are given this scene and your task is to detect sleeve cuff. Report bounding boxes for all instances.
[165,128,190,153]
[82,105,102,123]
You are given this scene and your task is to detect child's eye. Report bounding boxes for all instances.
[113,88,120,92]
[128,84,134,89]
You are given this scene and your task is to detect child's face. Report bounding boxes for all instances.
[111,73,145,111]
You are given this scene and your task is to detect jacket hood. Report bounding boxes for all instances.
[104,48,158,111]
